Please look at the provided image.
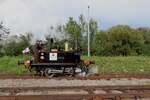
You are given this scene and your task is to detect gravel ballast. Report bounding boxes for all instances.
[0,78,150,87]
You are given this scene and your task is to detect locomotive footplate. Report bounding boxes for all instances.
[31,63,76,67]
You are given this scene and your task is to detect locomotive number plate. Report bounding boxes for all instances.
[49,53,57,61]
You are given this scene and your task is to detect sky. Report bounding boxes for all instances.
[0,0,150,39]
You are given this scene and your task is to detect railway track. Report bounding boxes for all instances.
[0,73,150,99]
[0,93,150,100]
[1,72,150,79]
[0,85,150,100]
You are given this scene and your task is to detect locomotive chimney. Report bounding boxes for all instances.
[65,41,69,51]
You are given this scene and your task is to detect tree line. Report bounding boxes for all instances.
[0,15,150,56]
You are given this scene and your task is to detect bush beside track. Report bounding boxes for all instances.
[0,56,150,74]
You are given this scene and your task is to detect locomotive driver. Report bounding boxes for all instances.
[36,40,44,51]
[34,40,44,62]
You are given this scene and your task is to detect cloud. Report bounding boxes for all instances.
[0,0,150,38]
[0,0,65,36]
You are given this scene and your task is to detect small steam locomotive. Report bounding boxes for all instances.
[19,39,92,77]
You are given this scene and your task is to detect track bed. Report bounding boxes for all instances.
[0,85,150,100]
[0,72,150,79]
[0,73,150,100]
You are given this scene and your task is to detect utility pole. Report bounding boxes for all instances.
[87,5,90,57]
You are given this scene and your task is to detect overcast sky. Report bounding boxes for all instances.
[0,0,150,39]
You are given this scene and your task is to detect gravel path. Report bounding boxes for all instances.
[0,78,150,87]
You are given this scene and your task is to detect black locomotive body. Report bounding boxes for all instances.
[31,50,84,77]
[33,51,81,66]
[20,50,90,77]
[19,40,92,77]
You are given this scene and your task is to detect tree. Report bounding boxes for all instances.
[4,35,19,56]
[65,17,81,37]
[92,25,145,56]
[4,33,33,56]
[0,22,10,56]
[19,33,33,46]
[137,27,150,44]
[137,27,150,55]
[79,14,87,36]
[64,17,82,49]
[78,15,87,53]
[91,31,109,55]
[89,18,98,43]
[0,22,9,41]
[106,25,144,56]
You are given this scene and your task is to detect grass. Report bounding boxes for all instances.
[0,55,150,74]
[0,56,27,74]
[82,56,150,73]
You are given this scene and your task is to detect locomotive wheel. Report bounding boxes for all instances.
[79,62,89,74]
[82,65,89,74]
[69,67,75,77]
[44,68,55,78]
